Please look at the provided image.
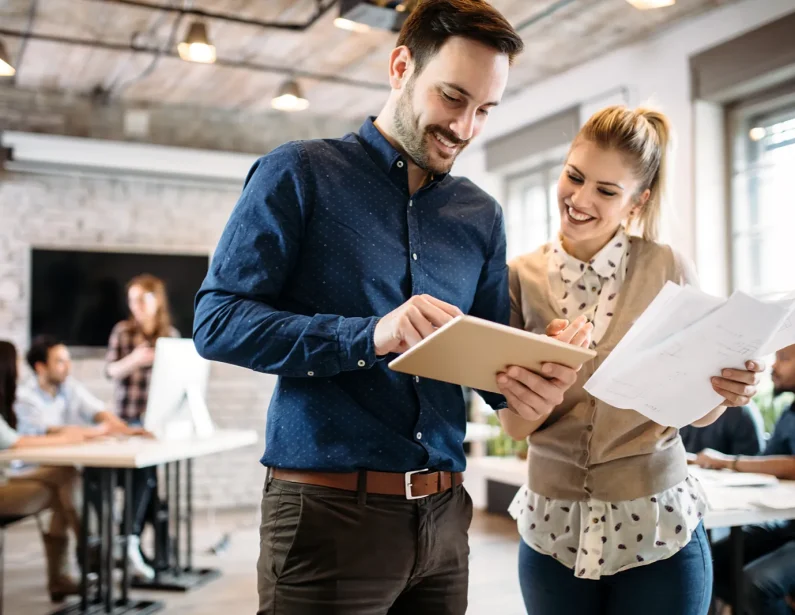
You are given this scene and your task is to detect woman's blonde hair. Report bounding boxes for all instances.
[126,273,173,340]
[572,105,672,242]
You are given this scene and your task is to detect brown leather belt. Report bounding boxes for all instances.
[271,469,464,499]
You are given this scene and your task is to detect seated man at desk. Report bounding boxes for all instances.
[680,402,765,457]
[14,336,150,576]
[696,343,795,615]
[14,335,135,437]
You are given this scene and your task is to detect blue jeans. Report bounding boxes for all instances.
[518,523,713,615]
[712,521,795,615]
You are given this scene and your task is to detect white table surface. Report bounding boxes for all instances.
[691,467,795,529]
[465,456,795,529]
[0,428,258,468]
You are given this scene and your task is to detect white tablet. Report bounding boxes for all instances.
[388,315,596,393]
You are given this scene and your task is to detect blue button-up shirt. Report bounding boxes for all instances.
[194,118,508,473]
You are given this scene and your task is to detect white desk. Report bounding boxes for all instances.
[0,429,258,468]
[0,429,258,615]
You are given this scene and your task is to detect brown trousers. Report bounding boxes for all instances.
[256,478,473,615]
[0,466,81,537]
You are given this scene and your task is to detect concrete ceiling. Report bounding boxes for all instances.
[0,0,737,120]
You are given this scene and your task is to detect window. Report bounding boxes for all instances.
[731,96,795,298]
[504,163,562,261]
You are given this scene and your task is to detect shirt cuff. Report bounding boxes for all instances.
[337,316,380,372]
[478,390,509,411]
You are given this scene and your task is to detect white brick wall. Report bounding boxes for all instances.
[0,170,274,510]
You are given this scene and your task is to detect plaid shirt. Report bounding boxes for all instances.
[106,320,179,422]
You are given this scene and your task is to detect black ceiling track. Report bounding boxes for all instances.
[83,0,339,31]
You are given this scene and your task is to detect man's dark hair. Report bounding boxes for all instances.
[26,335,62,371]
[396,0,524,74]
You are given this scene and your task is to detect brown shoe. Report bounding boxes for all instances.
[42,533,80,602]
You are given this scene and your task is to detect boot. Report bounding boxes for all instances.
[42,533,80,602]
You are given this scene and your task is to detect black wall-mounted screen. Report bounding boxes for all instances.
[30,249,209,347]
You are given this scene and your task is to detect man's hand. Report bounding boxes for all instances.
[124,426,155,439]
[546,315,594,349]
[694,448,735,470]
[62,424,109,440]
[99,420,153,438]
[374,295,462,356]
[58,430,89,445]
[711,360,765,407]
[496,363,579,422]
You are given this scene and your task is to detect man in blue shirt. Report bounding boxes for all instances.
[697,343,795,615]
[194,1,587,612]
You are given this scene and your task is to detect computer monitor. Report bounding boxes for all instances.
[144,338,214,440]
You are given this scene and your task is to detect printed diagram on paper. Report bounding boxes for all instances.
[585,284,795,428]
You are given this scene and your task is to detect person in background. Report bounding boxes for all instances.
[105,273,178,580]
[696,343,795,615]
[500,105,764,615]
[680,402,765,457]
[14,335,136,437]
[0,340,97,602]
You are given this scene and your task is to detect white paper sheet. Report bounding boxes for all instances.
[690,467,779,488]
[584,285,795,428]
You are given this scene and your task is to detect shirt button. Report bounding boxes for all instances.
[307,371,314,376]
[412,253,418,261]
[357,360,366,368]
[587,425,593,432]
[397,160,404,168]
[416,432,422,440]
[590,399,596,407]
[409,200,413,207]
[414,376,420,383]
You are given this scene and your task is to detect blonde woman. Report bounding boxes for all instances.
[496,106,763,615]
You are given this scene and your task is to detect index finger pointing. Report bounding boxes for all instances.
[421,295,464,318]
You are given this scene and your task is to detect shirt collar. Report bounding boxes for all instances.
[552,227,630,284]
[28,376,65,401]
[357,116,449,187]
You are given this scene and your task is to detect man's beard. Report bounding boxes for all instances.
[393,78,467,175]
[46,373,66,387]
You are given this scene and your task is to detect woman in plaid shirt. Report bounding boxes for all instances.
[106,273,178,580]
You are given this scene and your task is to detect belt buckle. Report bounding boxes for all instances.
[405,468,430,500]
